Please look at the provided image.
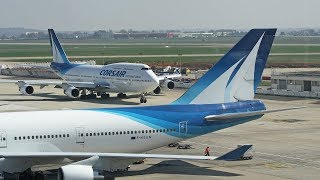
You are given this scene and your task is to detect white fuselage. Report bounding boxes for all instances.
[54,63,159,93]
[0,110,180,154]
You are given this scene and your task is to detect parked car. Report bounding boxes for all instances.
[168,142,179,147]
[177,144,192,149]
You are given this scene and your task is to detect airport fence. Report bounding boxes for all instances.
[256,88,320,99]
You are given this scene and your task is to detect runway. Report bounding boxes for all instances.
[1,52,320,61]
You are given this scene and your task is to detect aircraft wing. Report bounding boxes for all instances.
[0,152,216,160]
[205,106,306,121]
[157,73,181,81]
[0,79,110,89]
[0,144,252,161]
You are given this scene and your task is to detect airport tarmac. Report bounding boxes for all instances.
[0,78,319,180]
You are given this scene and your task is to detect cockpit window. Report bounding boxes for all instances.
[141,67,151,70]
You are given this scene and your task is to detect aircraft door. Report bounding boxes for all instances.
[75,127,85,144]
[0,131,7,148]
[179,121,188,136]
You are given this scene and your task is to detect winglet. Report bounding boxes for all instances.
[48,29,70,64]
[216,144,253,161]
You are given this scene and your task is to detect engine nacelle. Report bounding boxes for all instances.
[64,87,80,98]
[58,165,94,180]
[19,84,34,95]
[164,79,174,89]
[153,86,161,94]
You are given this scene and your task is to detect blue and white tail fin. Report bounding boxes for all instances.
[48,29,70,64]
[172,29,276,105]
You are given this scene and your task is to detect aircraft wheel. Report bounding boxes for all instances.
[80,94,87,99]
[101,93,110,99]
[117,93,126,98]
[34,172,45,180]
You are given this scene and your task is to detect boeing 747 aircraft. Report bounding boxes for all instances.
[0,29,180,103]
[0,29,303,179]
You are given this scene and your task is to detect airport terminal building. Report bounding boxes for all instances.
[262,71,320,98]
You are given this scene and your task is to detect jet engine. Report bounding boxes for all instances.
[19,84,34,95]
[64,86,80,98]
[163,79,174,89]
[58,165,93,180]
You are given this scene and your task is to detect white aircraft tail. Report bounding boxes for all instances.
[172,29,277,105]
[48,29,71,64]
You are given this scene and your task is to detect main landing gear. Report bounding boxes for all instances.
[117,93,127,98]
[80,90,110,99]
[140,93,147,104]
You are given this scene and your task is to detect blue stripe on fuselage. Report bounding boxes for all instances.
[50,62,82,75]
[86,100,266,138]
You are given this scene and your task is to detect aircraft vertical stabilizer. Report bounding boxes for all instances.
[48,29,70,64]
[172,29,276,105]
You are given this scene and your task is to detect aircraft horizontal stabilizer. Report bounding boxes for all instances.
[216,144,253,161]
[205,106,306,121]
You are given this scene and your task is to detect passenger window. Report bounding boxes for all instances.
[141,67,151,70]
[127,131,130,134]
[112,132,115,135]
[138,130,141,134]
[109,132,111,135]
[90,133,92,136]
[93,133,96,136]
[131,131,134,134]
[36,136,38,139]
[134,131,137,134]
[156,130,159,133]
[44,135,46,139]
[51,135,54,138]
[67,134,70,137]
[55,135,58,138]
[97,133,100,136]
[18,137,21,140]
[142,130,144,133]
[59,135,62,138]
[23,136,26,140]
[105,132,108,135]
[14,137,17,140]
[116,132,118,135]
[101,132,104,135]
[63,134,65,138]
[120,132,122,135]
[86,133,89,136]
[32,136,34,139]
[123,131,126,134]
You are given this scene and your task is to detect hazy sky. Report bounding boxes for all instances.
[0,0,318,31]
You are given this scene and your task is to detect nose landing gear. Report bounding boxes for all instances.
[140,93,147,103]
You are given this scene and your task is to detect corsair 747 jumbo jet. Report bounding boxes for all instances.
[0,29,304,179]
[0,29,180,103]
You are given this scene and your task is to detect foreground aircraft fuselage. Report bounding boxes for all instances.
[0,100,265,173]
